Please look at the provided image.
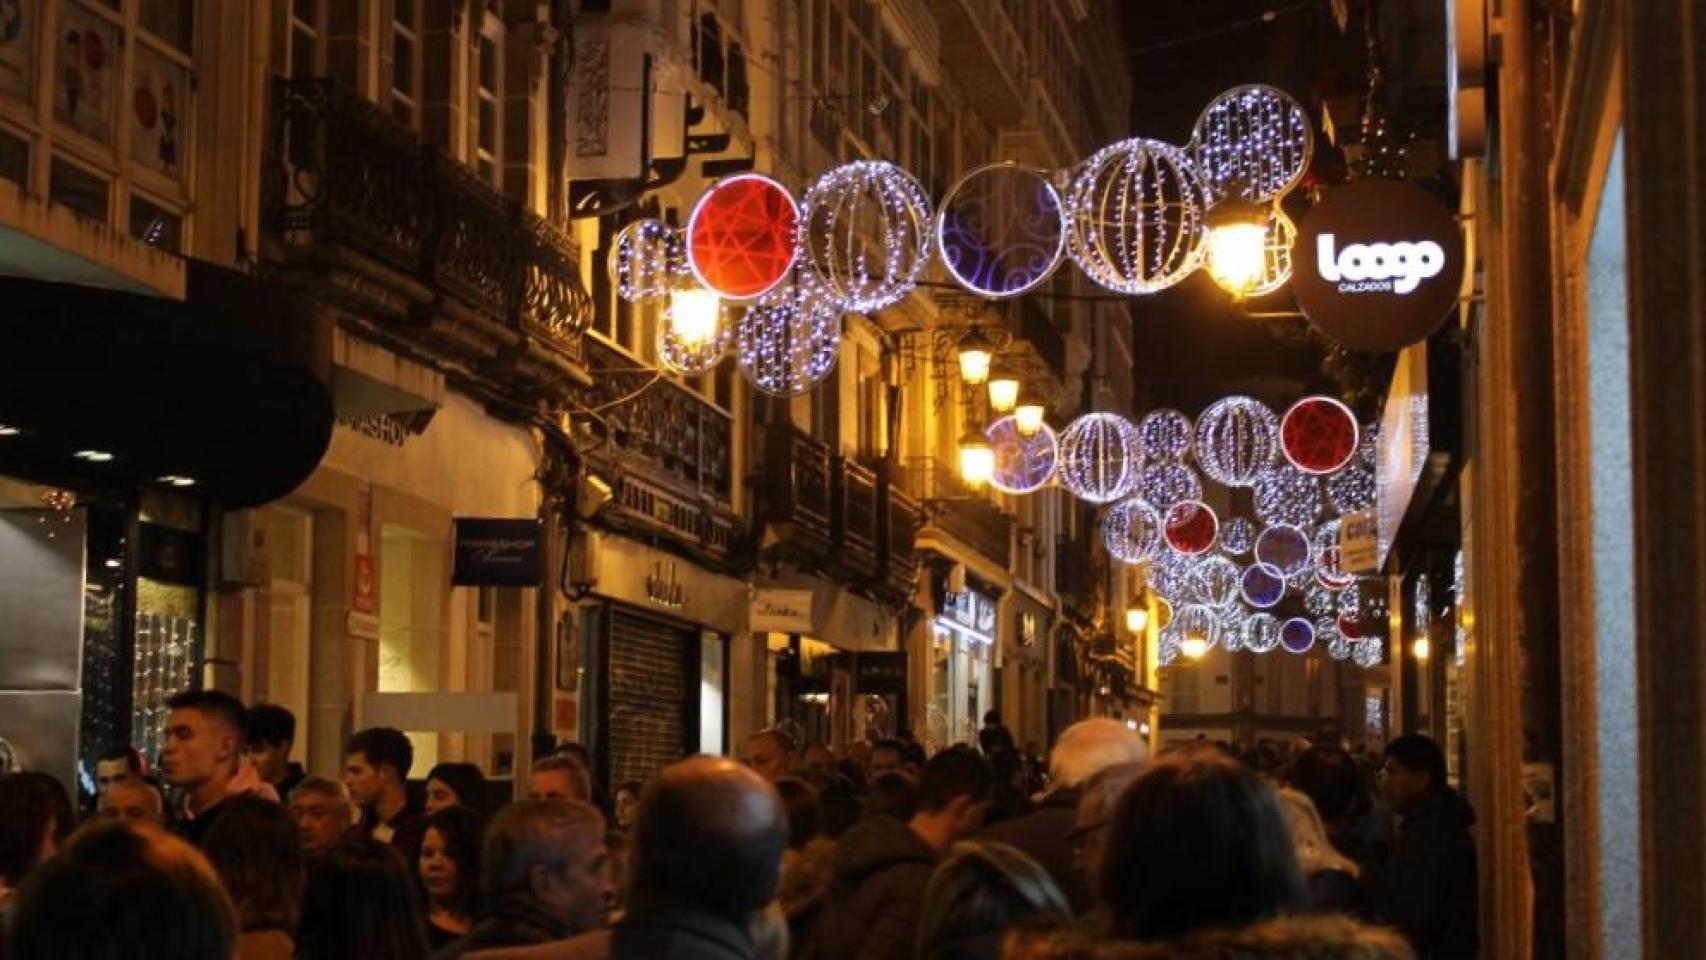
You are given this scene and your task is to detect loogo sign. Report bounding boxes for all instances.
[1293,179,1466,352]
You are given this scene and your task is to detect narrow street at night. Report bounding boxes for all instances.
[0,2,1698,958]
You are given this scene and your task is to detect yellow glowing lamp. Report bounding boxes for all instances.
[1412,637,1431,661]
[1125,606,1148,634]
[1204,199,1271,298]
[956,329,996,385]
[987,371,1020,413]
[667,287,723,347]
[1013,400,1046,438]
[1180,635,1209,659]
[958,433,995,488]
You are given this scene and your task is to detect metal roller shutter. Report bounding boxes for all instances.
[605,607,692,785]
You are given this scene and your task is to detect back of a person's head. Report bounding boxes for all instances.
[243,703,296,747]
[774,777,821,850]
[630,756,786,921]
[482,798,604,902]
[1385,734,1449,790]
[1049,719,1150,789]
[201,794,305,933]
[917,840,1070,960]
[917,747,995,814]
[1077,761,1148,830]
[865,770,919,822]
[9,820,237,960]
[345,726,414,780]
[0,772,73,886]
[1288,743,1362,821]
[296,835,428,960]
[1275,788,1359,878]
[1100,755,1307,942]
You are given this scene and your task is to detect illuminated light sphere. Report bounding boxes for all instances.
[1253,464,1323,527]
[1186,555,1243,609]
[1240,561,1287,609]
[1324,622,1352,661]
[1175,603,1221,655]
[1137,408,1195,461]
[1194,396,1278,487]
[936,163,1067,298]
[1359,423,1379,466]
[1304,584,1337,617]
[1065,138,1209,295]
[1339,580,1364,618]
[1155,597,1175,629]
[1158,629,1181,667]
[1137,462,1202,511]
[687,173,800,299]
[1280,616,1316,654]
[1243,612,1282,653]
[611,218,685,301]
[1191,83,1313,204]
[1254,523,1312,577]
[1337,611,1366,640]
[1145,550,1195,604]
[1101,496,1163,564]
[1280,396,1360,474]
[735,284,843,397]
[1327,464,1376,514]
[1218,516,1256,556]
[1057,413,1141,503]
[799,160,934,312]
[1313,529,1355,590]
[658,290,730,375]
[987,416,1059,495]
[1354,637,1385,668]
[1164,499,1219,556]
[1219,605,1249,651]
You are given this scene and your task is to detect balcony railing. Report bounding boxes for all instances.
[762,428,922,594]
[831,455,881,579]
[270,78,592,352]
[904,457,1013,570]
[764,426,835,560]
[882,482,924,597]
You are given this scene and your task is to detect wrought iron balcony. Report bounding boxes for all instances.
[831,455,881,580]
[268,78,592,360]
[763,426,835,561]
[881,480,924,598]
[904,457,1013,571]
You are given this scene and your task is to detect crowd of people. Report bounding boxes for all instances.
[0,693,1477,960]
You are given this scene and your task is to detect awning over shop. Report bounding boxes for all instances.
[752,566,901,652]
[0,261,333,506]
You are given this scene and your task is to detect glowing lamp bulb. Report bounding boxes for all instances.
[1125,606,1148,634]
[1180,635,1209,659]
[668,287,722,347]
[958,347,992,385]
[987,374,1020,413]
[1205,200,1271,298]
[959,436,995,488]
[1013,401,1046,437]
[1412,637,1431,661]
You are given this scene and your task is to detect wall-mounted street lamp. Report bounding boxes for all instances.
[986,366,1021,414]
[1013,394,1047,437]
[956,327,997,385]
[666,286,723,347]
[958,431,995,489]
[1125,605,1149,634]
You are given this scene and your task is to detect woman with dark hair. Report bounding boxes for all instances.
[296,834,430,960]
[916,840,1070,960]
[418,805,485,950]
[8,819,237,960]
[425,762,489,817]
[612,779,643,833]
[0,771,74,942]
[201,794,305,960]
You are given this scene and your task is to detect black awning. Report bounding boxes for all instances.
[0,261,333,507]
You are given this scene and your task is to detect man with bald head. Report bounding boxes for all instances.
[979,718,1149,914]
[470,755,787,960]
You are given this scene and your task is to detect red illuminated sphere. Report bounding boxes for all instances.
[1280,396,1359,474]
[687,174,799,299]
[1164,499,1219,555]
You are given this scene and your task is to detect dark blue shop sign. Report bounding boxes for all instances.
[452,518,543,586]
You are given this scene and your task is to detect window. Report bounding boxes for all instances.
[50,155,108,221]
[391,0,419,127]
[0,128,28,186]
[474,14,502,185]
[289,0,322,77]
[128,192,182,251]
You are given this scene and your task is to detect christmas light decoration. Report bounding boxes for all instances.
[1219,605,1249,651]
[1240,562,1287,609]
[1280,396,1360,474]
[937,163,1067,298]
[1253,464,1323,527]
[658,288,730,374]
[1065,138,1208,294]
[1137,462,1202,511]
[1324,622,1351,661]
[1164,499,1219,556]
[1058,413,1141,503]
[1304,584,1337,617]
[799,160,933,312]
[987,416,1059,495]
[1312,520,1356,590]
[1186,555,1243,609]
[1354,637,1384,668]
[686,173,799,299]
[1236,207,1299,299]
[1280,617,1316,654]
[736,283,843,397]
[1194,396,1278,487]
[1254,522,1312,577]
[1243,612,1282,653]
[1327,464,1376,513]
[1192,83,1313,205]
[1176,603,1220,657]
[1218,517,1255,556]
[1137,408,1195,461]
[611,218,685,302]
[1102,496,1163,564]
[1203,198,1269,298]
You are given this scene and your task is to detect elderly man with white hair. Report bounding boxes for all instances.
[977,718,1148,915]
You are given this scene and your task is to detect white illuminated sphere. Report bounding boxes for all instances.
[1192,84,1313,204]
[1253,465,1323,528]
[1243,612,1282,653]
[610,219,685,301]
[1219,517,1256,556]
[1327,465,1376,513]
[1102,497,1163,564]
[1138,408,1195,461]
[1194,396,1278,487]
[1186,555,1243,609]
[1137,462,1202,511]
[736,285,843,397]
[1058,413,1141,504]
[1065,138,1209,295]
[799,161,934,312]
[987,417,1059,495]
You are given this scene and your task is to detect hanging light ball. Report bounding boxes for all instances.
[1280,617,1316,654]
[686,173,800,299]
[1158,627,1182,667]
[1327,464,1377,514]
[658,288,731,374]
[1175,603,1221,657]
[1324,620,1352,661]
[1137,462,1203,511]
[1102,496,1164,565]
[1187,555,1244,609]
[1146,550,1196,604]
[1218,517,1256,556]
[1339,579,1364,618]
[936,163,1067,298]
[1219,605,1249,651]
[1065,138,1209,295]
[799,160,934,313]
[1164,499,1219,556]
[611,218,686,301]
[1137,408,1195,462]
[1194,396,1278,487]
[736,283,843,397]
[1191,83,1314,205]
[1280,396,1360,475]
[1354,637,1385,668]
[1057,413,1142,504]
[1313,521,1356,590]
[1243,612,1282,653]
[1254,523,1312,578]
[1253,464,1323,527]
[1304,584,1337,617]
[987,416,1059,495]
[1240,562,1287,609]
[1338,610,1366,640]
[1359,423,1380,467]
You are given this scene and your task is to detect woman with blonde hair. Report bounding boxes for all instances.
[1276,786,1367,916]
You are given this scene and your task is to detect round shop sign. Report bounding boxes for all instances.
[1292,179,1465,352]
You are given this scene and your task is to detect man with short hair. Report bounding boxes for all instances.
[527,756,592,804]
[101,778,165,825]
[866,738,903,778]
[243,703,306,801]
[159,689,249,845]
[94,744,145,804]
[816,747,994,960]
[343,726,420,847]
[470,756,787,960]
[435,799,614,959]
[743,728,796,783]
[1371,734,1478,960]
[288,776,355,857]
[979,717,1149,914]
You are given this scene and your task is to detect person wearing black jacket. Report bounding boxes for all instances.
[1368,735,1478,960]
